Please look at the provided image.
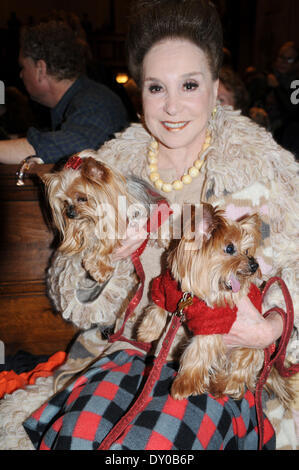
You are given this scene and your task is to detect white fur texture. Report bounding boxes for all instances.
[48,252,137,329]
[0,376,54,450]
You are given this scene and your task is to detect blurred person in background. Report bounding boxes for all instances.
[0,19,128,165]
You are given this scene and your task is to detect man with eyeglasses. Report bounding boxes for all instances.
[274,42,298,76]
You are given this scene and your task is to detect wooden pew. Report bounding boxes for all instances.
[0,163,78,356]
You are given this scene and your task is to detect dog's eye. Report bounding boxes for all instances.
[77,196,88,203]
[225,243,235,255]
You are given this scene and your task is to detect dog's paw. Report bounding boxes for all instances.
[137,305,167,343]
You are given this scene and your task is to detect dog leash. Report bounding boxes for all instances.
[98,293,193,450]
[108,200,173,352]
[107,239,152,352]
[256,276,299,450]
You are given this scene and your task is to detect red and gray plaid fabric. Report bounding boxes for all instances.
[23,350,275,450]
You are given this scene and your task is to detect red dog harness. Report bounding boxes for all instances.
[151,270,264,335]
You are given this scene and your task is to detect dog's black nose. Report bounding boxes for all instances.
[248,257,259,273]
[66,205,77,219]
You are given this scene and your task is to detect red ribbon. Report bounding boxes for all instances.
[64,154,83,170]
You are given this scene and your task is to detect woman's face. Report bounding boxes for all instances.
[142,39,218,153]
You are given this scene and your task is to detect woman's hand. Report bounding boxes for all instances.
[223,295,284,349]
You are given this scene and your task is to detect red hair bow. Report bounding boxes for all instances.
[64,154,83,170]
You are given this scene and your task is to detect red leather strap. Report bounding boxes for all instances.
[108,247,151,352]
[98,314,182,450]
[108,200,173,352]
[255,276,299,450]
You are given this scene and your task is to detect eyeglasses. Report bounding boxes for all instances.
[278,55,296,64]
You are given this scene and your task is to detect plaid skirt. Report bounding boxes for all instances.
[23,349,275,450]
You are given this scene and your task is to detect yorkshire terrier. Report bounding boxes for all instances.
[42,154,169,329]
[138,203,293,407]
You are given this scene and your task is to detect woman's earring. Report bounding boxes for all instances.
[212,107,217,119]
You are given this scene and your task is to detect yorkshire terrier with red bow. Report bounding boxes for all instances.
[138,203,293,406]
[42,154,168,329]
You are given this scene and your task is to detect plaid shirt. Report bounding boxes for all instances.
[27,76,128,163]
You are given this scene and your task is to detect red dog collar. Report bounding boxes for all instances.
[64,154,83,170]
[151,270,263,335]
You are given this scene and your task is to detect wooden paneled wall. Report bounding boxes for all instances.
[0,164,78,356]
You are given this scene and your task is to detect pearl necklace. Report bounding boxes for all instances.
[148,131,211,193]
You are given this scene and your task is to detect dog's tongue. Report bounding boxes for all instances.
[230,274,241,293]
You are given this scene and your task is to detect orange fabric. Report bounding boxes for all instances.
[0,351,66,399]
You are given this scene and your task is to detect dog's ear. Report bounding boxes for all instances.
[81,157,110,184]
[239,213,261,244]
[200,204,219,240]
[40,172,52,185]
[190,203,225,241]
[180,203,224,247]
[40,172,59,192]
